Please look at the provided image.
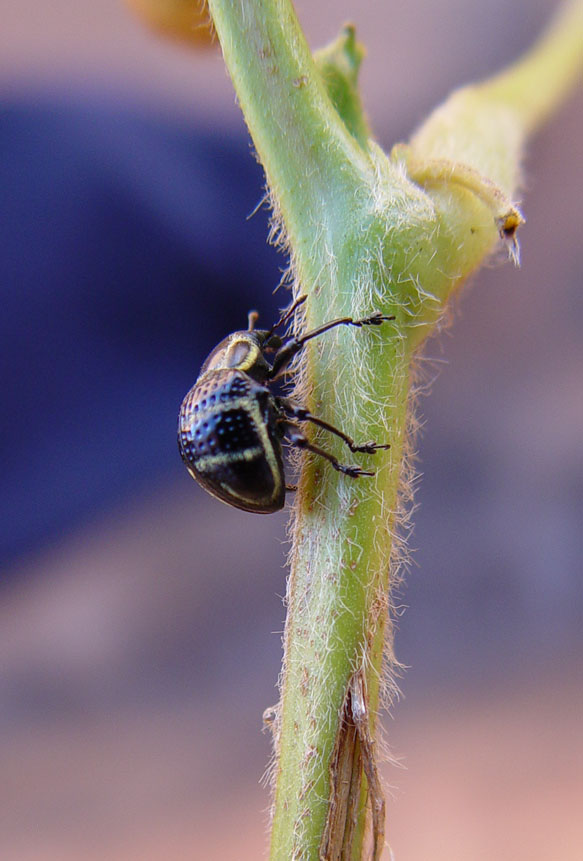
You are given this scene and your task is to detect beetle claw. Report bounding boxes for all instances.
[338,464,376,478]
[351,440,391,454]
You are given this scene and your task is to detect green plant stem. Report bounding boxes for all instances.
[207,0,371,265]
[205,0,583,857]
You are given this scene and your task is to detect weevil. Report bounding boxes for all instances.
[178,296,394,513]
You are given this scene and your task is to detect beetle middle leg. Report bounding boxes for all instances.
[277,398,390,454]
[279,421,375,478]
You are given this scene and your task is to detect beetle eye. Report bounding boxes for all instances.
[264,334,282,351]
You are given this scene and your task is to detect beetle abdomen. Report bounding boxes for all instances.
[178,371,284,513]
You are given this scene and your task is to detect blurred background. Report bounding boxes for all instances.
[1,1,581,859]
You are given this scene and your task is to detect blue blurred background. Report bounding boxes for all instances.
[1,1,581,859]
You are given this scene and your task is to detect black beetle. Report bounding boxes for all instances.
[178,296,394,513]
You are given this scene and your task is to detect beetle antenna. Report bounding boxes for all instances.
[267,294,307,337]
[247,310,259,331]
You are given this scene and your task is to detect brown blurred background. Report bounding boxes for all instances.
[1,1,581,859]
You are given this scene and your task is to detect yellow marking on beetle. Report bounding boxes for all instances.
[195,445,264,471]
[227,337,261,372]
[198,335,261,378]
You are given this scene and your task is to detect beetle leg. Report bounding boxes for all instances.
[266,294,308,336]
[280,421,375,478]
[248,293,306,334]
[269,311,395,379]
[277,398,390,454]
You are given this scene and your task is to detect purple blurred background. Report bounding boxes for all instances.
[1,1,581,858]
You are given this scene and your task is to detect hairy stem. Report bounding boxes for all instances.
[202,1,583,857]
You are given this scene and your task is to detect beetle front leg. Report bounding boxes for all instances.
[268,311,395,379]
[280,421,375,478]
[277,398,390,454]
